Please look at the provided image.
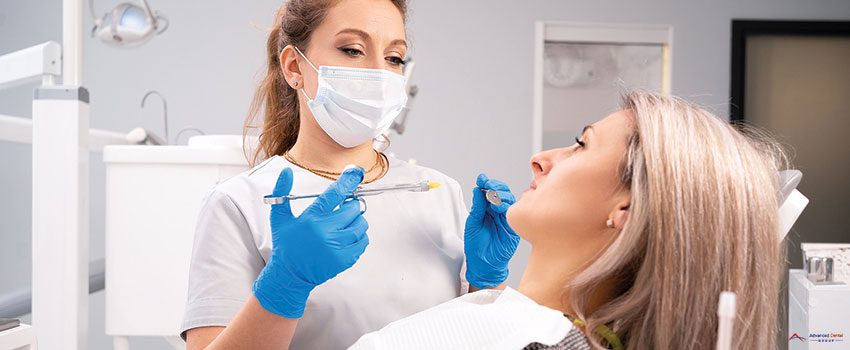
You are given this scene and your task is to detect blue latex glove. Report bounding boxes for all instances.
[253,166,370,318]
[464,173,520,289]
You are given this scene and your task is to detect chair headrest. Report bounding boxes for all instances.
[777,170,807,241]
[777,170,803,204]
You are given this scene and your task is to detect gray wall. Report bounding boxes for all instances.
[2,0,849,349]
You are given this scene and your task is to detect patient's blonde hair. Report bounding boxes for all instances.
[569,91,787,349]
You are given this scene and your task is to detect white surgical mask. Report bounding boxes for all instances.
[295,47,408,148]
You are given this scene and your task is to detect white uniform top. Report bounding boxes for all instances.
[349,287,576,350]
[180,155,469,349]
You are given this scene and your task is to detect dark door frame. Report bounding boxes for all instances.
[730,20,850,121]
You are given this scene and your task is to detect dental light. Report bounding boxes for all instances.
[90,0,168,47]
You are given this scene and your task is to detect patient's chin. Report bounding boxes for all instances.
[506,205,529,240]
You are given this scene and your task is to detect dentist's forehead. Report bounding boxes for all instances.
[323,0,406,42]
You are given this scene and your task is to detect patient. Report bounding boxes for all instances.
[350,91,787,349]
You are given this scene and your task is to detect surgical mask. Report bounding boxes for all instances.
[295,47,408,148]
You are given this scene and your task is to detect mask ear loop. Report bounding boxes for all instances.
[373,133,391,152]
[293,46,320,73]
[297,83,314,102]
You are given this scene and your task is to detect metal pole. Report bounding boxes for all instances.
[63,0,83,85]
[32,86,91,350]
[33,1,89,348]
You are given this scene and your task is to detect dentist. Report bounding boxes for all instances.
[181,0,519,349]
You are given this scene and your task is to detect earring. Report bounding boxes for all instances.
[292,80,299,88]
[606,219,614,228]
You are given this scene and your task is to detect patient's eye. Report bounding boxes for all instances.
[574,137,586,148]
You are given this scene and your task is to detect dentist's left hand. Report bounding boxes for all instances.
[464,174,520,289]
[253,166,369,318]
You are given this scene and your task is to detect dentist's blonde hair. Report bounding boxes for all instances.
[569,91,786,349]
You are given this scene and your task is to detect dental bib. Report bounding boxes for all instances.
[349,287,574,349]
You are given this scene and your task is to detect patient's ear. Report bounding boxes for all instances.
[608,195,630,229]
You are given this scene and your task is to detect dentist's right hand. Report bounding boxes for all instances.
[253,166,369,319]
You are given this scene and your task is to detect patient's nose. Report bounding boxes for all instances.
[530,150,555,178]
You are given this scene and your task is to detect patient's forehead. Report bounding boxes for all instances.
[591,110,635,145]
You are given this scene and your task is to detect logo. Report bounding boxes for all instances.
[789,331,846,344]
[789,333,806,342]
[809,332,845,344]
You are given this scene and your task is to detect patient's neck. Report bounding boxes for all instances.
[518,247,616,318]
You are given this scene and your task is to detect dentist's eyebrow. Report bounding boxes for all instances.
[388,39,408,48]
[582,125,594,137]
[336,29,407,53]
[336,28,407,49]
[336,28,371,42]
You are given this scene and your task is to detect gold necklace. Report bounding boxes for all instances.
[308,150,382,176]
[283,151,389,184]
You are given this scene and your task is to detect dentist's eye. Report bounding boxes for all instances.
[339,47,364,57]
[387,56,406,66]
[575,137,586,148]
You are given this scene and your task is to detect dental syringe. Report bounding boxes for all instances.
[263,180,442,205]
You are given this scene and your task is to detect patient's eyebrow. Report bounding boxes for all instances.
[582,125,594,136]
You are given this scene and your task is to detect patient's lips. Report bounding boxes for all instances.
[522,180,538,196]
